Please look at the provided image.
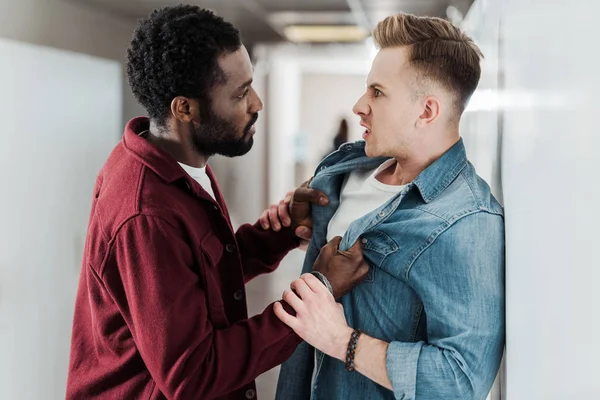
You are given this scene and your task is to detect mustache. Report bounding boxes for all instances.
[244,113,259,133]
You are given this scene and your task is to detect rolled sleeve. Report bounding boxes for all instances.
[386,341,424,400]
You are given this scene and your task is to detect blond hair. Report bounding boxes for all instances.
[373,13,483,113]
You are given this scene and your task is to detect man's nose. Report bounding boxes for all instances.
[352,93,369,116]
[249,87,263,114]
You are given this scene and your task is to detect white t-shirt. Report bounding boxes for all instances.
[178,162,216,201]
[327,159,405,242]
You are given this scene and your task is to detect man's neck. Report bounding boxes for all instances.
[377,136,460,186]
[147,121,209,168]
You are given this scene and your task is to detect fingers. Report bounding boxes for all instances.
[325,236,343,251]
[299,177,313,189]
[282,288,303,312]
[259,209,270,230]
[300,273,329,295]
[292,187,329,206]
[268,204,281,231]
[348,237,364,251]
[317,236,342,259]
[273,301,297,328]
[346,237,365,258]
[261,191,295,231]
[283,190,294,204]
[295,226,312,241]
[291,277,315,299]
[278,200,291,227]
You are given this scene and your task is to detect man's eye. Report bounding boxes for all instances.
[238,89,249,99]
[374,89,382,97]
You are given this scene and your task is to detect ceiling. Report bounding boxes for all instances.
[69,0,474,45]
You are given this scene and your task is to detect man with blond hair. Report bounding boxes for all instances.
[273,13,504,400]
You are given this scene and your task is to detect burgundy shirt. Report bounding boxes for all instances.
[66,117,301,399]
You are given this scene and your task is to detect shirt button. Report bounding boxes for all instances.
[225,243,236,253]
[234,290,244,301]
[361,238,368,244]
[379,211,386,217]
[245,389,256,399]
[212,205,219,211]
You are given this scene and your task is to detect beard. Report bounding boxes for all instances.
[191,111,258,158]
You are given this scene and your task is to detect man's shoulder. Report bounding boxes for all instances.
[419,162,503,224]
[92,143,194,241]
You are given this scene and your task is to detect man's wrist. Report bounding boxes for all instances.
[278,224,302,247]
[331,326,354,361]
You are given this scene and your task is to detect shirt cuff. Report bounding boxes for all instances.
[386,341,424,400]
[310,271,334,295]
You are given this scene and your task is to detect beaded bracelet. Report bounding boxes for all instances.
[345,329,362,372]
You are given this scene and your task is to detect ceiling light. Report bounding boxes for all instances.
[268,11,356,26]
[283,25,369,43]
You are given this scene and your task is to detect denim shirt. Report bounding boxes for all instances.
[275,139,505,400]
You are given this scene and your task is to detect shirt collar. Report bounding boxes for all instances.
[122,117,187,184]
[331,138,468,204]
[412,138,468,203]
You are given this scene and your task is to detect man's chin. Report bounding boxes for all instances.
[238,137,254,155]
[219,137,254,158]
[364,143,378,158]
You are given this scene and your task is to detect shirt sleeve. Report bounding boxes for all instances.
[235,221,300,283]
[386,212,505,400]
[100,214,302,399]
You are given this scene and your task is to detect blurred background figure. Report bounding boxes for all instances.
[1,0,600,399]
[325,117,350,158]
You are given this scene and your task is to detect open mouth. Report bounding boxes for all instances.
[360,121,371,139]
[362,126,371,139]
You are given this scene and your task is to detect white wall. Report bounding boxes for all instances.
[460,0,502,200]
[0,0,144,125]
[0,38,122,399]
[459,2,504,399]
[267,56,302,203]
[500,0,600,398]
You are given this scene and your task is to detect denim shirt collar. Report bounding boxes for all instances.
[320,138,467,204]
[413,138,468,203]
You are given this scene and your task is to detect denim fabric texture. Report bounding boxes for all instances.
[276,139,505,400]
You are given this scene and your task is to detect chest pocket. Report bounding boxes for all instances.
[360,230,399,282]
[198,233,229,328]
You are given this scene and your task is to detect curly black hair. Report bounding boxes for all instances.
[126,5,241,126]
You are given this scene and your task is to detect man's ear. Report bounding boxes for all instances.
[416,96,441,128]
[170,96,197,124]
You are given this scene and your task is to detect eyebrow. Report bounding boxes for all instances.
[368,82,386,90]
[237,78,253,92]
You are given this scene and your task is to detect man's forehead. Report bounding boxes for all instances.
[367,47,411,84]
[218,46,253,86]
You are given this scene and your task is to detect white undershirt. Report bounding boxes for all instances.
[327,159,405,242]
[137,129,217,202]
[178,162,216,200]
